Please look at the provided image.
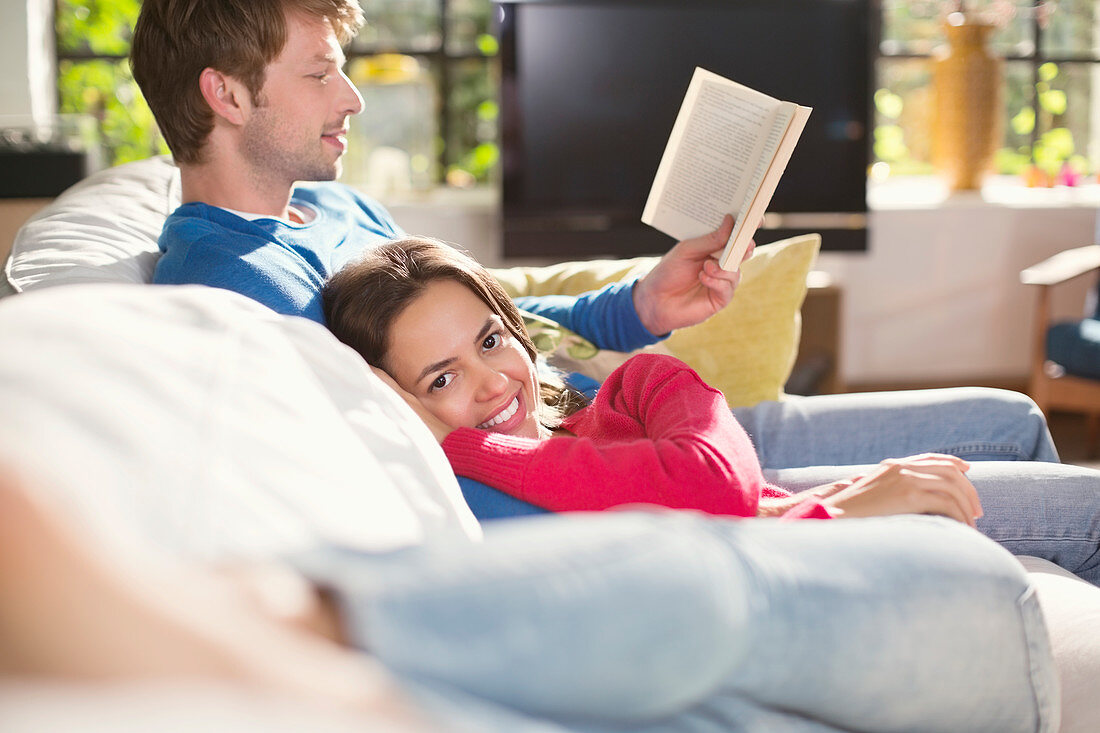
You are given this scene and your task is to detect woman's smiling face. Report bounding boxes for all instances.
[383,278,543,440]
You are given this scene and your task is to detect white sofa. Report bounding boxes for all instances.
[1,158,1098,731]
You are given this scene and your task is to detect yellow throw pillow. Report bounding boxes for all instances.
[492,233,821,407]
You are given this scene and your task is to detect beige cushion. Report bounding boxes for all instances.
[493,233,821,407]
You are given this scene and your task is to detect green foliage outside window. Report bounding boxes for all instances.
[442,0,499,185]
[56,0,498,183]
[56,0,168,165]
[56,0,135,55]
[446,58,499,186]
[57,58,166,165]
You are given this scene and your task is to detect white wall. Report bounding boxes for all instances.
[822,197,1098,386]
[0,0,55,124]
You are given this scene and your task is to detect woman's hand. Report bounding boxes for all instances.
[370,366,453,444]
[821,454,983,527]
[756,478,856,517]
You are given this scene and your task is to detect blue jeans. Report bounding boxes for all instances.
[297,512,1059,732]
[770,461,1100,584]
[731,387,1059,467]
[731,388,1100,584]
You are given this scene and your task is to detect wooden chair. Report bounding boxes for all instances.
[1020,244,1100,455]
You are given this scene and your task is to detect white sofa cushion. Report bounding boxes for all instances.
[0,283,480,562]
[5,156,179,293]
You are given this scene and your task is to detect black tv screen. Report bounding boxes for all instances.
[499,0,871,258]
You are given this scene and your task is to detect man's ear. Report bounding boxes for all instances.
[198,68,251,126]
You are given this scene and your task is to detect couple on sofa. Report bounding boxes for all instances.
[8,0,1099,729]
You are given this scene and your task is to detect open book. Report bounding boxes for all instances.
[642,67,812,271]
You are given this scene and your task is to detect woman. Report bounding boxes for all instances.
[323,236,985,525]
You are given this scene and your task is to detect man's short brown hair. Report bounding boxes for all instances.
[131,0,364,164]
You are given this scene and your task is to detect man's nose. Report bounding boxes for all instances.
[338,69,364,116]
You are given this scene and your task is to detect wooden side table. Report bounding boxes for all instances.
[0,198,53,267]
[788,271,844,395]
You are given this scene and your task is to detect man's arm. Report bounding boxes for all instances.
[513,215,748,352]
[513,278,657,353]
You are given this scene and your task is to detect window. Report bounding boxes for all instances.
[54,0,499,188]
[874,0,1100,182]
[55,0,165,164]
[343,0,499,192]
[56,2,1099,189]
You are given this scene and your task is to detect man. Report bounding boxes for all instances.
[128,0,1100,587]
[131,0,743,349]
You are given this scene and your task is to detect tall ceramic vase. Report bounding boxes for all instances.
[932,22,1003,190]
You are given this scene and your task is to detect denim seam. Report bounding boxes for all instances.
[1016,585,1061,733]
[989,535,1096,542]
[932,441,1029,460]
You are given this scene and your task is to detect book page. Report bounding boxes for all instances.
[642,67,811,271]
[734,103,794,226]
[720,104,811,269]
[643,69,783,240]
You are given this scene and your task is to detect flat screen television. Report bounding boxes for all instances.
[498,0,872,259]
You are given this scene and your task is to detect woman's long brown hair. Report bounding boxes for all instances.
[323,236,588,427]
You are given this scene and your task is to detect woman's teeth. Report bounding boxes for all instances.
[478,396,520,429]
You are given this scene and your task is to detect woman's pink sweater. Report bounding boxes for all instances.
[442,354,830,520]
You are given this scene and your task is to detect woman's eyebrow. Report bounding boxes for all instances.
[416,356,455,385]
[415,316,502,384]
[474,316,498,345]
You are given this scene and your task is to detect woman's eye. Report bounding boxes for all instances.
[430,373,454,391]
[483,333,501,350]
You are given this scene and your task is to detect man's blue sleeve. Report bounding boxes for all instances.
[513,277,666,353]
[457,476,549,520]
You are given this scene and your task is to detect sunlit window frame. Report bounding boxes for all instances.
[53,0,497,183]
[875,0,1100,178]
